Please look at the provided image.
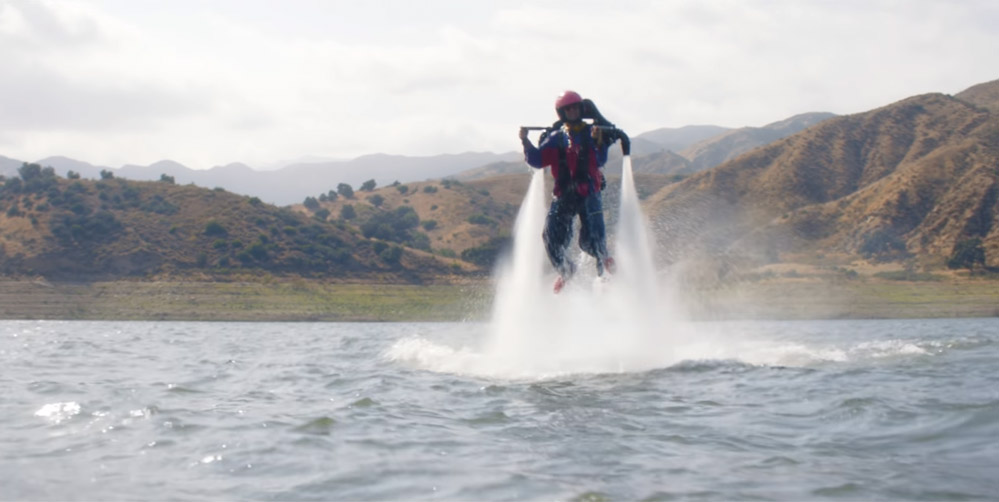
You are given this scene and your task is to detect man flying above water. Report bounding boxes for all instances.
[520,90,618,294]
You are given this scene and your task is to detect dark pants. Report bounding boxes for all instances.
[543,190,609,278]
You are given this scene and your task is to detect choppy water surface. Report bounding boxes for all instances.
[2,319,998,501]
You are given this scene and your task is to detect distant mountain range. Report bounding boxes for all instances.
[0,112,836,206]
[0,152,523,206]
[454,113,837,180]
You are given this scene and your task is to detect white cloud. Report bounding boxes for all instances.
[0,0,997,168]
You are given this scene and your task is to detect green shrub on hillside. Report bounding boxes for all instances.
[341,204,357,220]
[467,214,495,226]
[461,236,510,267]
[15,163,59,194]
[204,220,228,236]
[51,210,122,244]
[141,195,178,215]
[360,206,420,244]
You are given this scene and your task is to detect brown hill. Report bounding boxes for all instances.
[634,125,733,153]
[0,166,474,281]
[294,176,531,268]
[646,90,999,271]
[955,78,999,113]
[0,160,677,281]
[300,170,679,263]
[679,112,836,171]
[627,150,692,176]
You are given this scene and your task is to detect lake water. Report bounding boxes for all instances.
[2,318,997,501]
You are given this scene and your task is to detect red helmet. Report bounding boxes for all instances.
[555,90,583,111]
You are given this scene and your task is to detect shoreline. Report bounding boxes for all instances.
[0,279,493,322]
[1,277,996,322]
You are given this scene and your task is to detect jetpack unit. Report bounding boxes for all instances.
[521,99,631,155]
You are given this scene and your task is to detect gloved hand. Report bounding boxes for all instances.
[591,126,602,143]
[519,127,528,141]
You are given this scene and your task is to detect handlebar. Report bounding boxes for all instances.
[520,124,630,156]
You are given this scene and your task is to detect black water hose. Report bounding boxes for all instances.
[617,130,631,156]
[593,125,630,156]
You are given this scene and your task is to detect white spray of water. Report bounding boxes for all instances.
[388,158,689,379]
[384,158,930,377]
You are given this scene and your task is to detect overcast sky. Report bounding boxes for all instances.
[1,0,997,169]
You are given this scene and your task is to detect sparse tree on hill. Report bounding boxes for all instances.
[159,174,175,184]
[303,196,320,211]
[100,169,115,180]
[18,163,43,180]
[368,194,384,207]
[338,183,354,199]
[17,163,58,193]
[360,179,377,192]
[340,204,356,220]
[67,170,81,180]
[3,177,22,193]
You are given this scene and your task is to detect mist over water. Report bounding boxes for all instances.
[484,156,676,377]
[390,157,696,379]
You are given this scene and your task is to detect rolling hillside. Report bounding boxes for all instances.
[645,81,999,273]
[7,152,522,206]
[0,167,474,281]
[956,79,999,112]
[632,112,836,176]
[292,171,679,264]
[4,79,998,285]
[0,159,678,281]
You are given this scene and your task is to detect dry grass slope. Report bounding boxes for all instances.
[644,85,999,276]
[0,173,472,281]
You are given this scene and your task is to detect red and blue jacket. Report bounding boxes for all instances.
[523,123,609,198]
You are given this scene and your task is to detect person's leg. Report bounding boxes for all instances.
[543,196,577,280]
[578,192,612,275]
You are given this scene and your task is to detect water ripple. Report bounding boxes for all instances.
[1,319,997,500]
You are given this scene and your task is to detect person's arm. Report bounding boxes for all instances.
[592,126,610,167]
[521,129,543,168]
[522,129,560,168]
